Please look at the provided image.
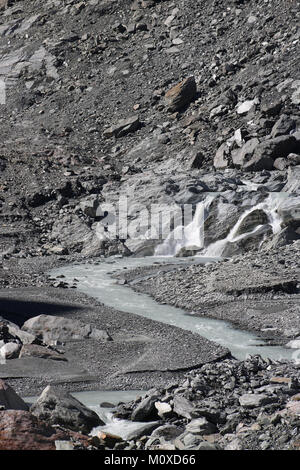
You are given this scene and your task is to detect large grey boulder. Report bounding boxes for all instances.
[214,142,231,169]
[231,135,299,171]
[30,385,103,434]
[22,314,112,344]
[6,323,37,345]
[253,135,299,162]
[232,138,274,171]
[204,200,240,246]
[173,395,199,420]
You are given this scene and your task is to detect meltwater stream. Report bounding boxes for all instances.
[50,256,294,361]
[48,255,296,439]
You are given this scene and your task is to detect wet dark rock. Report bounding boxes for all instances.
[0,380,29,411]
[131,394,160,422]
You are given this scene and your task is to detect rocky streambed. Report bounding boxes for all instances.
[0,247,300,450]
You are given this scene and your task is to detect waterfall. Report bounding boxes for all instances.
[203,193,285,257]
[155,193,286,258]
[155,196,214,257]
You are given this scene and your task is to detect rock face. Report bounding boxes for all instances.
[165,76,197,112]
[51,214,103,256]
[0,380,29,411]
[22,314,112,343]
[30,385,103,434]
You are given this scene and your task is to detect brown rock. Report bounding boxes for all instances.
[0,410,89,450]
[97,431,123,448]
[270,377,292,386]
[0,0,8,10]
[165,76,197,112]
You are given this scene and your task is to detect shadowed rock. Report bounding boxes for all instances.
[165,76,197,112]
[30,385,103,434]
[0,379,29,411]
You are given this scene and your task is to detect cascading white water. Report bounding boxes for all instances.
[203,193,285,257]
[155,196,214,257]
[155,193,285,258]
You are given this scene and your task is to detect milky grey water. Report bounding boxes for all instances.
[50,256,295,361]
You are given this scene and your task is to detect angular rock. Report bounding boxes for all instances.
[126,421,161,441]
[103,116,141,138]
[214,143,231,170]
[0,380,29,411]
[236,98,259,115]
[235,209,268,236]
[185,417,217,435]
[273,157,288,170]
[19,344,68,361]
[131,394,159,422]
[51,214,103,256]
[253,135,299,162]
[7,324,37,345]
[271,115,295,138]
[165,76,197,112]
[232,138,273,171]
[30,385,103,434]
[173,395,199,420]
[154,401,173,419]
[151,424,182,441]
[239,394,274,408]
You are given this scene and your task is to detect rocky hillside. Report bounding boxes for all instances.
[0,0,299,260]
